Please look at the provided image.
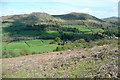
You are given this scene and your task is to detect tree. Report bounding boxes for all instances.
[55,46,63,51]
[55,37,61,43]
[75,39,86,43]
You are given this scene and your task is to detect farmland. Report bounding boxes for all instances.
[1,22,117,58]
[1,12,119,78]
[1,22,107,58]
[2,39,58,55]
[62,25,104,32]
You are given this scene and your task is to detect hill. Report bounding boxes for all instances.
[1,12,116,26]
[102,17,118,25]
[103,17,118,21]
[1,12,64,25]
[1,43,118,78]
[1,12,119,78]
[1,12,119,58]
[1,12,119,42]
[53,12,104,22]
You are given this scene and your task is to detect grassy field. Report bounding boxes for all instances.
[28,44,57,53]
[1,23,104,57]
[62,25,104,32]
[3,39,58,53]
[2,24,104,36]
[2,28,61,37]
[1,23,61,38]
[0,41,1,50]
[0,23,12,27]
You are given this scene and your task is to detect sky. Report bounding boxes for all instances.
[0,0,119,18]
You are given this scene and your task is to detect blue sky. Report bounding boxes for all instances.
[0,0,119,18]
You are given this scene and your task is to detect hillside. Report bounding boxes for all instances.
[1,12,119,78]
[1,43,118,78]
[53,12,104,22]
[2,12,105,24]
[103,17,118,21]
[1,12,117,27]
[102,17,118,25]
[1,12,64,25]
[1,12,119,59]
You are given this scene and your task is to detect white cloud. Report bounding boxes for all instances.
[49,0,119,7]
[62,7,118,18]
[1,7,118,18]
[0,0,118,18]
[0,11,3,16]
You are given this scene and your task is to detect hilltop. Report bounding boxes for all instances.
[103,17,118,21]
[53,12,104,22]
[2,12,106,24]
[1,12,64,25]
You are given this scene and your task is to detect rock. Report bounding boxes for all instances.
[96,52,101,54]
[117,72,120,78]
[114,49,118,52]
[98,54,105,60]
[81,55,86,58]
[60,52,62,55]
[57,53,59,55]
[92,54,97,58]
[104,73,112,78]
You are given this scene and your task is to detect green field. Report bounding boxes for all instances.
[3,39,58,53]
[1,23,105,58]
[0,23,12,27]
[14,30,60,36]
[62,25,104,32]
[0,41,1,46]
[28,44,57,53]
[1,23,61,37]
[2,28,61,37]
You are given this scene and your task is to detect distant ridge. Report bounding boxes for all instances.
[1,12,64,25]
[102,17,118,25]
[1,12,105,24]
[52,12,104,22]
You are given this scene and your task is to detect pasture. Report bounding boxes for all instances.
[3,39,58,53]
[62,25,104,32]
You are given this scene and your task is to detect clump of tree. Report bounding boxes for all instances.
[54,38,114,51]
[2,49,33,58]
[50,37,63,45]
[55,37,61,43]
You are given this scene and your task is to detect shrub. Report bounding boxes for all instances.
[10,51,21,57]
[32,52,36,54]
[62,41,75,50]
[2,50,12,58]
[87,41,96,48]
[82,43,89,48]
[49,41,57,44]
[19,48,32,56]
[96,40,110,46]
[75,39,86,43]
[2,50,21,58]
[74,42,83,48]
[55,37,61,43]
[55,46,63,51]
